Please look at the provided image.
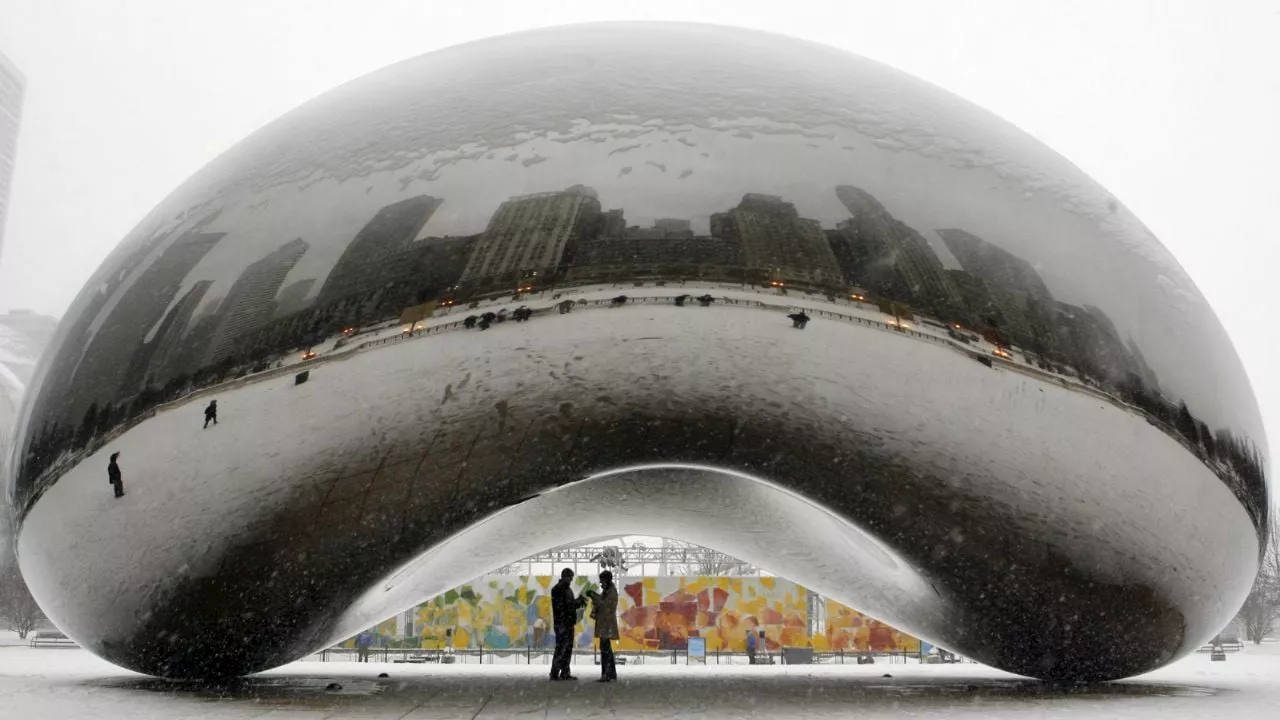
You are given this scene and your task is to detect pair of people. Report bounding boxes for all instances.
[549,568,619,682]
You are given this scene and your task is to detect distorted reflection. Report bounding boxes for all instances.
[14,183,1267,528]
[5,23,1268,682]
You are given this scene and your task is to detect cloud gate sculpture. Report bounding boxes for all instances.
[4,23,1269,681]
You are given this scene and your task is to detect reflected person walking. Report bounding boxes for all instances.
[107,452,124,498]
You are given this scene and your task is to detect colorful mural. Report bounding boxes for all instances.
[343,575,919,654]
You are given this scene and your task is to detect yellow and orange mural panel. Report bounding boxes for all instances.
[343,575,919,654]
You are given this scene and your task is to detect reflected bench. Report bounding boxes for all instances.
[29,631,76,648]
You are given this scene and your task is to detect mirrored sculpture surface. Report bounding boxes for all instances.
[5,23,1269,681]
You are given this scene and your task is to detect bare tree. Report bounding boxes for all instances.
[0,565,44,639]
[691,550,754,577]
[1238,516,1280,644]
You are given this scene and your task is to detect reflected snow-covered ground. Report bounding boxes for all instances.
[2,631,1277,719]
[16,298,1255,676]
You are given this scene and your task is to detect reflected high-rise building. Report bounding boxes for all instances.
[0,49,24,263]
[1053,302,1141,385]
[938,228,1059,355]
[831,186,962,315]
[145,280,215,388]
[944,269,1008,337]
[601,209,626,238]
[119,279,215,396]
[60,230,224,426]
[652,218,694,236]
[569,211,742,281]
[316,195,443,305]
[206,239,310,365]
[31,215,223,436]
[272,278,316,319]
[461,185,603,286]
[403,235,476,300]
[710,194,840,286]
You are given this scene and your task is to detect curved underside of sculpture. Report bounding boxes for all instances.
[6,22,1268,682]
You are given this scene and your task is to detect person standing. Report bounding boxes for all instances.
[586,571,619,682]
[107,452,124,498]
[203,400,218,429]
[550,568,586,680]
[356,631,373,662]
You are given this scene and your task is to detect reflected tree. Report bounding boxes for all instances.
[0,566,44,639]
[1238,517,1280,644]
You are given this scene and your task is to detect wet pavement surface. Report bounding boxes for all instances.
[3,641,1273,719]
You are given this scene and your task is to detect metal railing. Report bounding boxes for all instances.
[308,645,939,666]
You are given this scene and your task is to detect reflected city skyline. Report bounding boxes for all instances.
[13,181,1267,535]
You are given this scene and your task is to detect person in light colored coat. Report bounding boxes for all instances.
[586,571,619,682]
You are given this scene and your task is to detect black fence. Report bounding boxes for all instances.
[309,646,948,667]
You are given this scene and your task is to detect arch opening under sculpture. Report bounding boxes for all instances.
[332,464,942,655]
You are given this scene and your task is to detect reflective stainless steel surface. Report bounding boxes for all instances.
[4,23,1268,681]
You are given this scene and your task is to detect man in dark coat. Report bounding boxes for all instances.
[203,400,218,428]
[549,568,586,680]
[107,452,124,498]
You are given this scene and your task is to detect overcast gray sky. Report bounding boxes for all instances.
[1,0,1278,453]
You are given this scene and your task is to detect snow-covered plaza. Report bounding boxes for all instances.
[2,631,1278,719]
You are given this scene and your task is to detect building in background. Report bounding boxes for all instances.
[139,280,215,389]
[460,185,603,288]
[831,186,963,316]
[272,278,316,320]
[60,230,225,426]
[710,193,841,287]
[0,49,25,264]
[937,227,1063,356]
[205,238,310,366]
[567,210,743,283]
[316,195,443,306]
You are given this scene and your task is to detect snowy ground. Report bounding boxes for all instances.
[287,282,1022,372]
[2,632,1278,719]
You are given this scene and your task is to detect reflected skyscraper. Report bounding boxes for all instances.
[711,194,840,286]
[1053,302,1140,384]
[145,280,215,389]
[59,230,224,428]
[316,196,443,306]
[206,239,310,365]
[832,186,962,315]
[0,49,24,262]
[272,279,316,319]
[938,228,1059,356]
[461,185,603,287]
